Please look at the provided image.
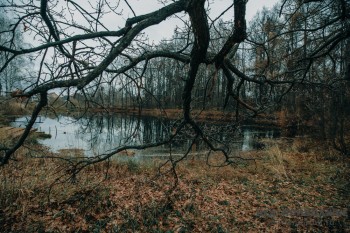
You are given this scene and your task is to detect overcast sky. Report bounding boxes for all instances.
[63,0,280,43]
[15,0,280,45]
[10,0,280,92]
[127,0,280,42]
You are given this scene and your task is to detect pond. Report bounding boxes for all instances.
[12,114,280,158]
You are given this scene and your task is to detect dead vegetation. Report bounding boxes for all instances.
[0,139,349,232]
[0,98,34,117]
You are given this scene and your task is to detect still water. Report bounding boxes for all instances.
[12,114,280,157]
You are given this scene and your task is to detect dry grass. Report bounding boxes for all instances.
[0,140,349,232]
[0,127,13,149]
[262,145,291,180]
[0,99,34,117]
[276,109,288,128]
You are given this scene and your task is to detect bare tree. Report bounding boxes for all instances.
[0,4,30,95]
[0,0,349,169]
[0,0,248,168]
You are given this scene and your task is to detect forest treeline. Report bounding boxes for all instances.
[90,1,349,112]
[87,0,349,153]
[0,0,349,164]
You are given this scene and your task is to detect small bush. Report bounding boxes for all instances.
[126,159,140,173]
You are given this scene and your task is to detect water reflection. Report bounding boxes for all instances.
[12,114,280,157]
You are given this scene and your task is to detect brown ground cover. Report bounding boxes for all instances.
[0,138,349,232]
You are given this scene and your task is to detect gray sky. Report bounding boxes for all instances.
[18,0,280,69]
[19,0,280,45]
[62,0,280,43]
[127,0,280,42]
[14,0,280,92]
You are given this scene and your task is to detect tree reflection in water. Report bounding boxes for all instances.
[13,114,280,158]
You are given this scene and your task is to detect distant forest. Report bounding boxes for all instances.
[0,0,349,164]
[86,1,349,118]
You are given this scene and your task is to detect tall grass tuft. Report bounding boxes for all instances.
[263,145,291,180]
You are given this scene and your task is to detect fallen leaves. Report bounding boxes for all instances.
[1,143,349,232]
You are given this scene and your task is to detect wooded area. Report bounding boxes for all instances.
[1,0,349,231]
[1,0,349,166]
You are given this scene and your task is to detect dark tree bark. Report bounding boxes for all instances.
[1,0,349,167]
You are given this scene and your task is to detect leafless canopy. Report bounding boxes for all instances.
[0,0,349,167]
